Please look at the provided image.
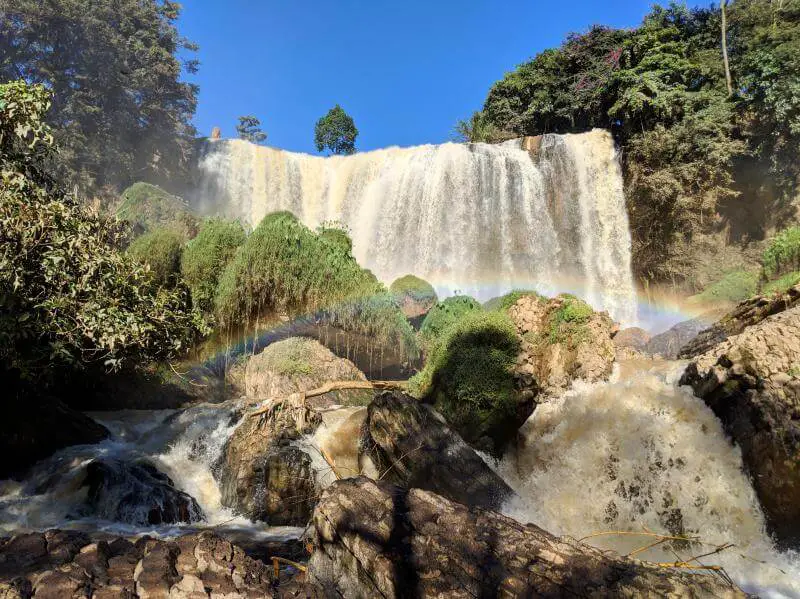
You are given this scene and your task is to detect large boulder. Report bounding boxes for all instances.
[389,274,438,322]
[643,308,726,358]
[1,399,109,479]
[82,458,203,526]
[508,294,616,397]
[308,477,745,598]
[679,283,800,358]
[680,304,800,547]
[612,326,651,351]
[0,531,279,598]
[218,337,369,525]
[362,391,513,510]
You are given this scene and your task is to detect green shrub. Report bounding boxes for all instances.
[316,221,353,254]
[483,289,543,312]
[762,227,800,279]
[116,182,198,239]
[546,295,594,347]
[0,81,207,385]
[418,295,482,352]
[263,337,316,376]
[761,271,800,295]
[411,311,520,455]
[127,228,184,287]
[389,274,437,304]
[181,218,246,313]
[214,211,383,329]
[689,269,759,304]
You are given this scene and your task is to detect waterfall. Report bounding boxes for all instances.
[192,129,637,324]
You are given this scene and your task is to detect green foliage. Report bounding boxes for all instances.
[116,182,197,239]
[418,295,482,352]
[477,2,800,284]
[181,218,246,313]
[236,115,267,144]
[483,289,543,312]
[762,227,800,279]
[316,221,353,254]
[389,275,437,304]
[0,81,207,386]
[411,311,521,455]
[0,0,198,192]
[127,228,184,288]
[546,295,594,347]
[314,105,358,155]
[761,271,800,295]
[263,337,315,377]
[453,111,509,143]
[689,269,759,304]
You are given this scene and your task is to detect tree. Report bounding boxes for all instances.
[0,0,199,193]
[0,81,206,388]
[236,115,267,144]
[721,0,733,96]
[314,105,358,155]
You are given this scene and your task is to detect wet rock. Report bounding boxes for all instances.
[0,399,108,479]
[0,530,89,580]
[508,294,616,397]
[679,283,800,358]
[613,326,651,350]
[680,304,800,547]
[0,531,284,599]
[362,390,513,510]
[308,477,745,598]
[645,309,726,358]
[83,458,203,526]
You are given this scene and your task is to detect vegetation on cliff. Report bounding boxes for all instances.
[0,81,206,389]
[470,1,800,288]
[116,182,198,239]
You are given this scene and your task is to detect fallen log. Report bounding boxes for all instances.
[308,477,746,598]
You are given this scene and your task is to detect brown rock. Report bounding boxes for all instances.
[613,326,651,350]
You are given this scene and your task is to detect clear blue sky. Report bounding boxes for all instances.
[179,1,704,154]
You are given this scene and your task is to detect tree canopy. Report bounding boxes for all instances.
[314,105,358,155]
[236,115,267,144]
[0,0,199,194]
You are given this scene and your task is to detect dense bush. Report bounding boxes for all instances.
[389,274,437,304]
[116,182,198,239]
[411,311,520,455]
[181,218,246,313]
[544,295,594,347]
[689,269,759,304]
[418,295,482,352]
[483,289,543,312]
[762,227,800,279]
[0,81,207,386]
[127,228,184,287]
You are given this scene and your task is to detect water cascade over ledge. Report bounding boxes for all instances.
[192,129,637,324]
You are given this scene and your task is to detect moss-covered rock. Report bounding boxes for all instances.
[116,182,197,239]
[389,274,438,319]
[418,295,482,353]
[126,227,184,287]
[483,289,543,312]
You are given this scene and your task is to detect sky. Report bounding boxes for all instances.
[179,1,705,155]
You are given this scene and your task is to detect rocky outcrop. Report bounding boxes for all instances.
[613,326,651,351]
[308,477,745,599]
[679,283,800,358]
[0,530,282,598]
[362,391,513,510]
[218,337,369,525]
[83,458,203,526]
[680,305,800,547]
[1,399,109,479]
[508,294,616,397]
[643,309,726,358]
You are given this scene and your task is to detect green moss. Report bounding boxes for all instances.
[116,182,197,239]
[389,275,437,303]
[266,338,316,376]
[411,311,520,455]
[547,295,594,346]
[761,271,800,295]
[484,289,544,312]
[689,269,759,304]
[762,227,800,279]
[127,228,184,287]
[181,218,246,313]
[418,295,482,352]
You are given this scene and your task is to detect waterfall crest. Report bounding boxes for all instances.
[192,129,637,324]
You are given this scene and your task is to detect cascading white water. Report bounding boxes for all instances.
[492,360,800,598]
[192,129,637,324]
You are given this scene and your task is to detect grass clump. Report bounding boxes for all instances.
[127,228,184,287]
[410,310,521,455]
[762,227,800,279]
[264,337,316,376]
[389,275,438,304]
[181,218,246,313]
[116,182,197,239]
[547,295,594,347]
[761,271,800,295]
[418,295,482,352]
[483,289,543,312]
[689,269,759,304]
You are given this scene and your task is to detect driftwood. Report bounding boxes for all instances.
[308,477,746,599]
